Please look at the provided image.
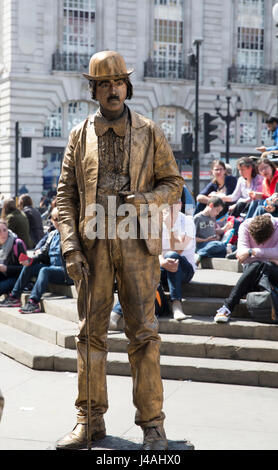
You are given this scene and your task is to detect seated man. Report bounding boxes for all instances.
[0,207,73,313]
[110,202,196,326]
[194,196,236,264]
[214,214,278,323]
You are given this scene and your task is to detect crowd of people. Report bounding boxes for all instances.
[0,192,73,313]
[1,136,278,328]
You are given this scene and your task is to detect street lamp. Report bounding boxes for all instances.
[188,38,203,199]
[213,84,243,164]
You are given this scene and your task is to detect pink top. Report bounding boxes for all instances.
[238,216,278,265]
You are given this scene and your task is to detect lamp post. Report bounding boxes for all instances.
[272,3,278,114]
[213,84,243,164]
[188,38,203,198]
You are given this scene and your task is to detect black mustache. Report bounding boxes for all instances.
[108,95,120,101]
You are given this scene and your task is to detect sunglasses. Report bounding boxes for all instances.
[52,217,59,222]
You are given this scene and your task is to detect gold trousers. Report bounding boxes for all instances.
[75,234,165,428]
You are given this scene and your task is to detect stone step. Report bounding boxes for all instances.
[158,317,278,341]
[0,306,78,349]
[40,293,248,324]
[45,268,242,300]
[108,332,278,363]
[1,323,278,388]
[199,258,243,273]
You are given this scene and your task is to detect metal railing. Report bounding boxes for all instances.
[52,50,91,72]
[228,65,277,86]
[144,58,195,80]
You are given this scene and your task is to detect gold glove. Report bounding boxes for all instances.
[66,251,90,282]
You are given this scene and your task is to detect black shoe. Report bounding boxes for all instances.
[226,250,237,259]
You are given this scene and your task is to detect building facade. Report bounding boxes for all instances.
[0,0,278,203]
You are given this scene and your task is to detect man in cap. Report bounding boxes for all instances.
[56,50,184,450]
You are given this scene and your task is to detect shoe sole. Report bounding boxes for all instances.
[214,317,230,323]
[19,308,41,314]
[0,303,21,308]
[55,431,106,450]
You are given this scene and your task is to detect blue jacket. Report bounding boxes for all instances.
[266,126,278,151]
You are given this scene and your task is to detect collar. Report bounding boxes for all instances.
[94,106,128,137]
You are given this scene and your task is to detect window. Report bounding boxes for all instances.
[67,101,90,133]
[238,111,257,145]
[44,101,97,138]
[237,0,265,69]
[156,106,193,150]
[63,0,96,55]
[153,0,184,78]
[44,107,62,138]
[220,111,272,147]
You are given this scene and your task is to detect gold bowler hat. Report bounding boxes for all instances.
[83,50,134,81]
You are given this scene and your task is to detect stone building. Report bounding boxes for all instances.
[0,0,277,203]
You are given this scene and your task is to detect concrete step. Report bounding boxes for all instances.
[108,332,278,363]
[1,324,278,388]
[0,323,73,370]
[44,269,242,300]
[158,316,278,341]
[0,306,78,349]
[40,293,248,324]
[199,258,243,273]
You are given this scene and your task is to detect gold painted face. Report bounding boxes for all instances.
[95,79,127,116]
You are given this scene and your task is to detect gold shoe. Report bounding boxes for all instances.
[55,421,106,450]
[142,425,168,451]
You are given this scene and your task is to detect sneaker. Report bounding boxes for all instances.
[109,311,122,330]
[214,305,231,323]
[172,300,187,321]
[19,299,41,314]
[226,250,237,260]
[0,294,21,308]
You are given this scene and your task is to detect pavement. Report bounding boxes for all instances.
[1,352,278,451]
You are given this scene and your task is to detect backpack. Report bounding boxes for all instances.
[13,238,27,259]
[246,290,278,324]
[246,264,278,324]
[155,283,171,317]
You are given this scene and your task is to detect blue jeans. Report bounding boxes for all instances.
[0,275,18,296]
[197,240,236,259]
[245,199,264,219]
[252,204,278,218]
[12,263,67,302]
[160,251,194,301]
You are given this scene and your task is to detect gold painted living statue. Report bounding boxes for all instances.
[55,50,184,450]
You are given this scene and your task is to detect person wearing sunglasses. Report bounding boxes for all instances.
[0,207,73,313]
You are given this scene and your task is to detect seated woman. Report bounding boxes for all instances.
[194,160,237,220]
[18,194,44,247]
[109,202,196,328]
[245,158,278,219]
[1,198,34,249]
[214,214,278,323]
[0,207,73,313]
[0,219,27,298]
[221,157,263,217]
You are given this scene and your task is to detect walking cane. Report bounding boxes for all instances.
[82,267,91,451]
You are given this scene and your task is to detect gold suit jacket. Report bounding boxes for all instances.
[57,108,184,256]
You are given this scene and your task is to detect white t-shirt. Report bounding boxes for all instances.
[162,212,196,271]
